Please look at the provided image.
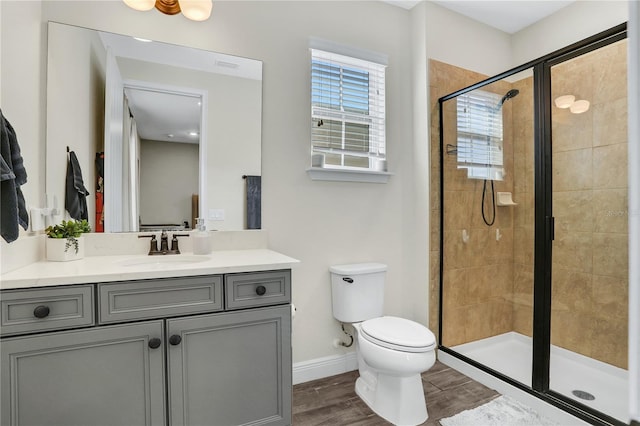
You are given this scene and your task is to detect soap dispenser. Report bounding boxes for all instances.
[192,218,211,255]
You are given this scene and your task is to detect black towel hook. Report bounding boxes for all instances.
[66,146,70,153]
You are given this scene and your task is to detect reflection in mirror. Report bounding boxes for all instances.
[46,22,262,233]
[124,87,202,232]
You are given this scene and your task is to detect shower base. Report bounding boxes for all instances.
[450,332,628,423]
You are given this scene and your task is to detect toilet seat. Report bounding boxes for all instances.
[360,316,436,353]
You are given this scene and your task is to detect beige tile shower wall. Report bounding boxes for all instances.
[550,40,628,369]
[429,60,516,346]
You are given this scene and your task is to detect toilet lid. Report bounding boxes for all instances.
[360,316,436,353]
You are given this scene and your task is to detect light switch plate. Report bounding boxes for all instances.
[208,209,225,221]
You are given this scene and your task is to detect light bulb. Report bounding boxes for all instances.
[123,0,155,12]
[570,99,590,114]
[179,0,213,21]
[554,94,575,109]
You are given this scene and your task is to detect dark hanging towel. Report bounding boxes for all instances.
[244,175,261,230]
[0,109,29,243]
[95,152,104,232]
[65,150,90,221]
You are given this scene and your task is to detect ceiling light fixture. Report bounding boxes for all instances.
[569,99,590,114]
[554,94,590,114]
[554,95,575,109]
[123,0,213,21]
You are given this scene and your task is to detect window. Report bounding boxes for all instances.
[456,89,505,181]
[310,48,386,172]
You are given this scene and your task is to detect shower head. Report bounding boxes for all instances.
[500,89,520,106]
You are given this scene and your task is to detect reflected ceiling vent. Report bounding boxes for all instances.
[216,60,239,69]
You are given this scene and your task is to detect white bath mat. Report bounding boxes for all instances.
[439,395,558,426]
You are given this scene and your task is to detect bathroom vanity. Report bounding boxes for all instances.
[0,249,296,426]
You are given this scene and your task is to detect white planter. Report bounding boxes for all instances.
[46,236,85,262]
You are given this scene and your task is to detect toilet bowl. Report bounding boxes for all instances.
[329,263,437,426]
[353,317,435,426]
[358,317,436,375]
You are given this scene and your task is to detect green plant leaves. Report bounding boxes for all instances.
[45,219,91,239]
[45,220,91,253]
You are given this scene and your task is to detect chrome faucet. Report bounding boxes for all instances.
[139,231,189,255]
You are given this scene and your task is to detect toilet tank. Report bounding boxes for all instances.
[329,263,387,323]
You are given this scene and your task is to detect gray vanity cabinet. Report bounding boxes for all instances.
[167,305,292,426]
[0,270,292,426]
[0,320,166,426]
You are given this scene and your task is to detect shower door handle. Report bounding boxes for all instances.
[548,216,555,241]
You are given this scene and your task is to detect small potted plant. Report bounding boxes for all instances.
[45,219,91,261]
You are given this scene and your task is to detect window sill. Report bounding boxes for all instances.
[306,167,392,183]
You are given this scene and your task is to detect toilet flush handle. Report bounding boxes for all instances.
[343,277,354,283]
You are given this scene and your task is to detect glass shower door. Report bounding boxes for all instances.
[549,38,629,423]
[439,70,536,387]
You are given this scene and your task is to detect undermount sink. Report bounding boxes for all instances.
[115,255,211,268]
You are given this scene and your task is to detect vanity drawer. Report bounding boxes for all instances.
[98,276,223,323]
[225,270,291,310]
[0,286,94,336]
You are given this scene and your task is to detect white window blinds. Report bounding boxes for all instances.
[456,90,505,181]
[311,48,386,170]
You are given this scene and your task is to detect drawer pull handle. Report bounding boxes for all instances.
[148,338,162,349]
[255,285,267,296]
[169,335,182,346]
[33,305,50,319]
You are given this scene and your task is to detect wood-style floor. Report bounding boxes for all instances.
[292,361,500,425]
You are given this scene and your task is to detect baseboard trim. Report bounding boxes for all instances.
[293,352,358,385]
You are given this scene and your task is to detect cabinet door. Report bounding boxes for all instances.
[1,320,166,426]
[167,305,292,426]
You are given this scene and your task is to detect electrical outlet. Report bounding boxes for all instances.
[208,209,225,221]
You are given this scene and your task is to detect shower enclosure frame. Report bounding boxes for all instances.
[438,23,628,426]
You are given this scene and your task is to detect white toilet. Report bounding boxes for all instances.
[330,263,436,426]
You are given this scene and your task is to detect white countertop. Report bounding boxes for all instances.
[0,249,299,290]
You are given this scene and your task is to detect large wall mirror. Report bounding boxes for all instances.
[45,22,262,233]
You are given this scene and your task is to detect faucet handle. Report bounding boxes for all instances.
[138,234,158,254]
[171,233,190,253]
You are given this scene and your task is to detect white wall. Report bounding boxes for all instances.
[243,2,416,363]
[407,2,430,326]
[512,1,628,65]
[139,139,198,226]
[423,1,513,78]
